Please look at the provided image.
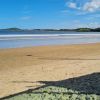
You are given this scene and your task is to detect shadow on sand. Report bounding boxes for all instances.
[1,72,100,99]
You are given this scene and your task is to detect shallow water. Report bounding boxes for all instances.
[0,31,100,49]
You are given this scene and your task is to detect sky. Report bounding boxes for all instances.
[0,0,100,29]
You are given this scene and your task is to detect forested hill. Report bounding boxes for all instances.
[0,28,100,32]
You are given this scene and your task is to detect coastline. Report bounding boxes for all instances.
[0,43,100,98]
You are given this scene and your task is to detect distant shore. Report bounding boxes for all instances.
[0,43,100,98]
[1,27,100,32]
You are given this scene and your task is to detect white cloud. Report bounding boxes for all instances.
[66,0,100,13]
[83,0,100,12]
[68,2,77,9]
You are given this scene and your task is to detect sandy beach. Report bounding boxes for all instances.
[0,43,100,98]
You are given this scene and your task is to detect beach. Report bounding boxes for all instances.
[0,43,100,98]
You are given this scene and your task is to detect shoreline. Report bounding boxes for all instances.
[0,43,100,98]
[1,33,100,49]
[0,42,100,50]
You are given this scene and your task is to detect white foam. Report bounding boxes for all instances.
[0,34,100,37]
[0,34,100,41]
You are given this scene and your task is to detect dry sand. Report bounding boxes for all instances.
[0,43,100,98]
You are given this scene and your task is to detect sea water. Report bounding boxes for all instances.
[0,31,100,49]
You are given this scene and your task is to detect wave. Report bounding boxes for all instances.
[0,34,100,37]
[0,34,100,40]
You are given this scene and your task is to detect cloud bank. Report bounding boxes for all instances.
[67,0,100,12]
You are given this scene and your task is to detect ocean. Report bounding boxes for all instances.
[0,30,100,49]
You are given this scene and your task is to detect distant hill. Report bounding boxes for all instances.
[0,28,23,31]
[75,28,91,32]
[0,27,100,32]
[60,28,100,32]
[91,28,100,32]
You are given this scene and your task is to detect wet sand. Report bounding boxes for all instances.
[0,43,100,98]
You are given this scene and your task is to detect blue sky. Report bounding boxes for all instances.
[0,0,100,29]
